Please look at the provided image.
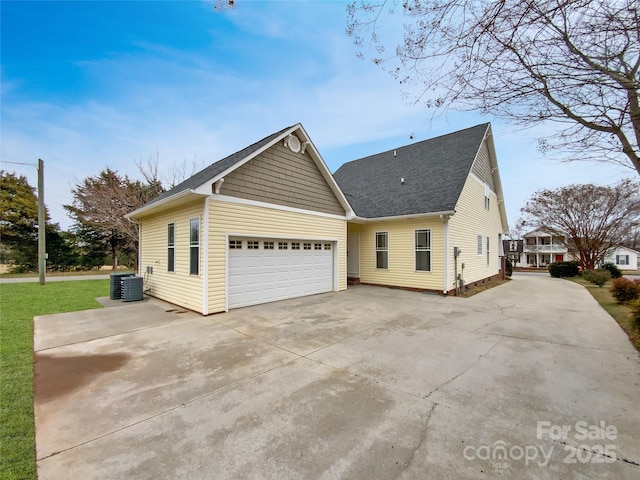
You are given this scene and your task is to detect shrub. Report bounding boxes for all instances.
[600,262,623,279]
[582,269,611,287]
[632,299,640,330]
[610,277,640,304]
[505,258,513,277]
[548,261,580,278]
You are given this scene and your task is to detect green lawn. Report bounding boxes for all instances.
[0,280,109,479]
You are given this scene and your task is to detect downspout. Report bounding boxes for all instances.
[441,214,450,294]
[202,197,209,315]
[128,217,141,275]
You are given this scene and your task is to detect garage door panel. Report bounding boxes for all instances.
[228,237,334,309]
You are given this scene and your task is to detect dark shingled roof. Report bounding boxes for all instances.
[333,123,490,218]
[144,125,294,207]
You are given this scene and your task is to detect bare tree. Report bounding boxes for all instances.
[136,152,202,189]
[506,219,527,241]
[65,169,164,269]
[347,0,640,174]
[620,226,640,250]
[520,180,640,269]
[212,0,235,11]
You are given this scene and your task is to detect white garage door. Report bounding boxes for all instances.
[228,237,334,309]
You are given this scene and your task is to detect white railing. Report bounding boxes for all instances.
[523,245,567,253]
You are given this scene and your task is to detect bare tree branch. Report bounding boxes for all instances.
[64,169,164,269]
[347,0,640,174]
[137,152,203,189]
[520,180,640,269]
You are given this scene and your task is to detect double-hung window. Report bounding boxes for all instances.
[375,232,388,269]
[189,217,200,275]
[486,236,490,266]
[415,229,431,271]
[484,183,491,210]
[616,255,629,265]
[167,223,175,272]
[477,235,483,255]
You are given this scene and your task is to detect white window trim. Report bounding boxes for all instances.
[616,255,629,265]
[167,222,175,273]
[189,217,200,276]
[484,183,491,210]
[375,231,389,270]
[415,229,432,272]
[486,236,490,266]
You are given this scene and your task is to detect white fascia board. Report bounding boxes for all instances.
[126,189,207,219]
[293,124,355,218]
[192,126,300,196]
[483,124,509,232]
[351,210,456,223]
[212,194,349,221]
[193,123,355,218]
[611,245,640,255]
[523,228,553,237]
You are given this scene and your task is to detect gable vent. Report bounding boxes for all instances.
[284,134,301,153]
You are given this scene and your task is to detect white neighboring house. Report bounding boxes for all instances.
[602,246,640,271]
[517,229,568,268]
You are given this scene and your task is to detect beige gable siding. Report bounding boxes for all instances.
[349,218,445,291]
[220,142,344,216]
[448,173,506,290]
[471,141,496,191]
[139,201,204,313]
[206,199,347,314]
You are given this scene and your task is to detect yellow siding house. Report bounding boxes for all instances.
[335,123,508,295]
[128,122,508,313]
[127,124,352,314]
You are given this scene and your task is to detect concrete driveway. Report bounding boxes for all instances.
[34,273,640,479]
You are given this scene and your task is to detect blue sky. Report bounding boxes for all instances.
[1,0,634,230]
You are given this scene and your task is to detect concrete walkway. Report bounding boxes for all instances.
[34,273,640,479]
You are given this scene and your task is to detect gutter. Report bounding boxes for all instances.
[350,210,456,223]
[126,189,206,219]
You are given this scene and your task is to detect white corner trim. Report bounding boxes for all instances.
[442,215,450,294]
[136,220,142,276]
[224,233,229,313]
[333,238,339,292]
[212,194,349,220]
[202,198,209,315]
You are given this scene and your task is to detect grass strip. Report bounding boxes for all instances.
[0,280,108,479]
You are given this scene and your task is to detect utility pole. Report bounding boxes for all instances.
[38,159,46,285]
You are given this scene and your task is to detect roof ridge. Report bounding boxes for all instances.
[332,122,491,218]
[218,124,296,164]
[142,124,297,207]
[339,122,489,168]
[183,124,296,183]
